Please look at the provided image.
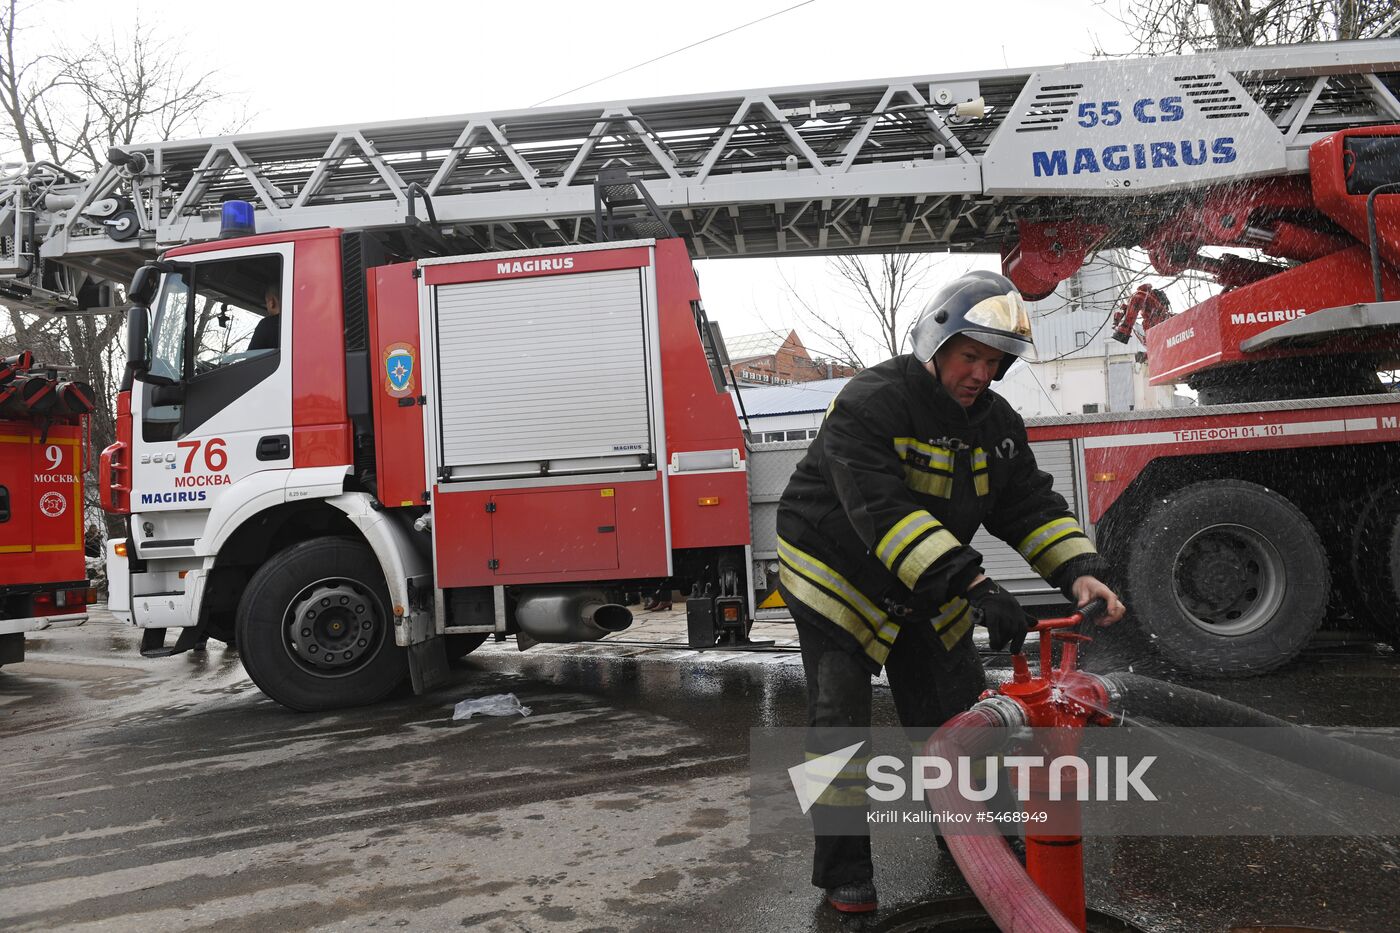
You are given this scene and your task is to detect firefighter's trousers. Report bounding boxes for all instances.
[793,602,986,889]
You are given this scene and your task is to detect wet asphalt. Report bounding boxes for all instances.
[2,611,1399,932]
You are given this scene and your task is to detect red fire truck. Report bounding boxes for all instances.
[95,230,749,710]
[0,352,94,668]
[1,40,1397,706]
[994,123,1400,674]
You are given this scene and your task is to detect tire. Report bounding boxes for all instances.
[444,632,488,661]
[1122,479,1329,676]
[236,537,408,711]
[1346,482,1400,645]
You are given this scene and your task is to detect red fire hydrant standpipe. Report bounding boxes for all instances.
[925,600,1111,933]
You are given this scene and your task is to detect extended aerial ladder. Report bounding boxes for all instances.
[2,39,1398,318]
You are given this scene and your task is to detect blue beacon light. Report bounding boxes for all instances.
[220,200,257,238]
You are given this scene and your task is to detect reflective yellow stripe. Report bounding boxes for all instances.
[939,611,975,650]
[1031,536,1097,577]
[974,473,989,496]
[933,597,970,632]
[779,565,896,666]
[1018,517,1098,577]
[876,510,940,570]
[894,438,956,499]
[1017,518,1080,560]
[893,437,954,469]
[972,447,989,496]
[904,468,953,498]
[779,557,896,667]
[778,538,893,638]
[825,399,837,419]
[1029,526,1077,560]
[904,458,955,477]
[897,526,962,589]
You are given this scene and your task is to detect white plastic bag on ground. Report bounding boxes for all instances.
[452,693,532,721]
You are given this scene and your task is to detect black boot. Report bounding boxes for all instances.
[824,880,877,913]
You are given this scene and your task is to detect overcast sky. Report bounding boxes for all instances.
[38,0,1132,360]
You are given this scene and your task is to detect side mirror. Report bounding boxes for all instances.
[128,264,161,305]
[125,304,150,378]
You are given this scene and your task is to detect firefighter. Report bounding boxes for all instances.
[776,269,1125,914]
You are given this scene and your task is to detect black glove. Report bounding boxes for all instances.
[966,577,1036,653]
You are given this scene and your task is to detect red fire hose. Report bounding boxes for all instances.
[925,601,1111,933]
[926,703,1081,933]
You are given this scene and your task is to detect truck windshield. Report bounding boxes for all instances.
[149,268,190,383]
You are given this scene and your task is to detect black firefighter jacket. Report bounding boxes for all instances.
[776,354,1110,672]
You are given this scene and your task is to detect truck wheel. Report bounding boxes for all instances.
[1347,483,1400,645]
[236,537,407,711]
[445,633,488,660]
[1123,479,1328,675]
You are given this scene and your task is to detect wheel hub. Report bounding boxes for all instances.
[1179,538,1249,606]
[1172,524,1284,637]
[286,581,380,672]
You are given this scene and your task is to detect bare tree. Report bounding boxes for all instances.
[0,0,54,162]
[783,253,949,371]
[2,1,237,170]
[43,22,232,169]
[1096,0,1395,56]
[0,0,244,535]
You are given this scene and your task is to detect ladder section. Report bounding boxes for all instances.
[10,40,1400,283]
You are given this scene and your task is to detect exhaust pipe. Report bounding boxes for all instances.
[514,588,633,643]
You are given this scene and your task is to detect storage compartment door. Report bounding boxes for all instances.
[434,269,654,481]
[490,488,620,576]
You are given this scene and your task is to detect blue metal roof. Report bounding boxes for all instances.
[729,378,851,417]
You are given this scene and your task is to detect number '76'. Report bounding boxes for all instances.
[176,438,228,473]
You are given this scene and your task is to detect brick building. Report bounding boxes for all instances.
[723,330,856,385]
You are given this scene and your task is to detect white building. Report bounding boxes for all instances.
[996,255,1189,417]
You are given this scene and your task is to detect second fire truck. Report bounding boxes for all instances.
[0,352,94,667]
